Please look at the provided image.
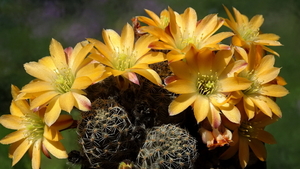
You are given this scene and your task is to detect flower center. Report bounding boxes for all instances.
[196,72,218,96]
[22,112,44,142]
[238,24,259,42]
[238,121,259,139]
[114,48,136,71]
[54,67,74,94]
[160,16,170,29]
[241,71,261,95]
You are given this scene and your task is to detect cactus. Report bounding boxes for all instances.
[136,124,198,169]
[77,98,145,169]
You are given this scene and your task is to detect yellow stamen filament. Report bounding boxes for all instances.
[22,113,44,143]
[238,24,259,42]
[54,68,74,94]
[238,121,261,140]
[197,72,218,96]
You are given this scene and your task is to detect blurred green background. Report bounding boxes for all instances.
[0,0,299,168]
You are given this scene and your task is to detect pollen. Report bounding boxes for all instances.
[196,71,218,96]
[53,67,74,94]
[22,112,44,143]
[241,70,261,95]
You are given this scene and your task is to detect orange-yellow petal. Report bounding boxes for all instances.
[165,79,196,94]
[72,76,93,90]
[169,93,197,116]
[72,92,91,111]
[260,84,289,97]
[12,138,33,166]
[44,97,61,126]
[30,91,59,110]
[58,92,75,113]
[31,139,42,169]
[43,125,63,141]
[239,137,249,168]
[0,129,26,144]
[42,139,68,159]
[193,95,210,123]
[219,77,251,92]
[51,114,74,131]
[248,138,267,161]
[0,115,24,130]
[21,81,55,93]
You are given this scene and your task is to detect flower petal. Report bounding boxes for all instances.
[43,139,68,159]
[58,92,75,113]
[260,84,289,97]
[72,76,93,90]
[44,97,61,126]
[165,79,196,94]
[220,103,241,124]
[32,139,42,169]
[43,125,63,141]
[248,138,267,161]
[169,93,197,116]
[50,39,67,68]
[193,95,210,123]
[0,129,26,144]
[30,91,59,110]
[131,68,162,86]
[21,81,55,93]
[51,114,74,131]
[239,137,249,169]
[72,92,91,111]
[256,130,277,144]
[219,77,251,92]
[12,138,32,166]
[24,62,54,82]
[0,115,24,130]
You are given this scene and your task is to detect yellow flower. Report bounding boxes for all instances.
[140,7,234,62]
[19,39,105,126]
[164,47,252,128]
[0,85,74,169]
[220,109,277,168]
[137,8,170,30]
[236,49,289,119]
[87,23,165,87]
[223,5,282,56]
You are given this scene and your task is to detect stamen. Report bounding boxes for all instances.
[54,67,74,94]
[22,113,44,142]
[238,24,259,42]
[196,71,218,96]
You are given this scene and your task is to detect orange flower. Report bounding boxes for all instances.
[0,85,74,169]
[236,48,289,119]
[220,108,277,168]
[88,23,165,88]
[19,39,105,126]
[140,7,233,62]
[223,5,282,56]
[165,47,251,128]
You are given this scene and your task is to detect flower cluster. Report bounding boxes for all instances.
[0,5,288,169]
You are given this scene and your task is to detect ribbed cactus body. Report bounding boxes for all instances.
[77,98,144,168]
[136,124,198,169]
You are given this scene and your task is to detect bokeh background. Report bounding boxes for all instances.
[0,0,299,168]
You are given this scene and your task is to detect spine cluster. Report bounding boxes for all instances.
[136,124,198,169]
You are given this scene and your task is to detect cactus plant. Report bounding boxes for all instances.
[136,124,198,169]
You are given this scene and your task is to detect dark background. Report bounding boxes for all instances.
[0,0,299,168]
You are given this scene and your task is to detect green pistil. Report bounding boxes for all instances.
[160,16,170,29]
[238,24,259,42]
[196,72,218,96]
[241,71,261,95]
[23,113,44,142]
[114,49,136,71]
[54,68,74,94]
